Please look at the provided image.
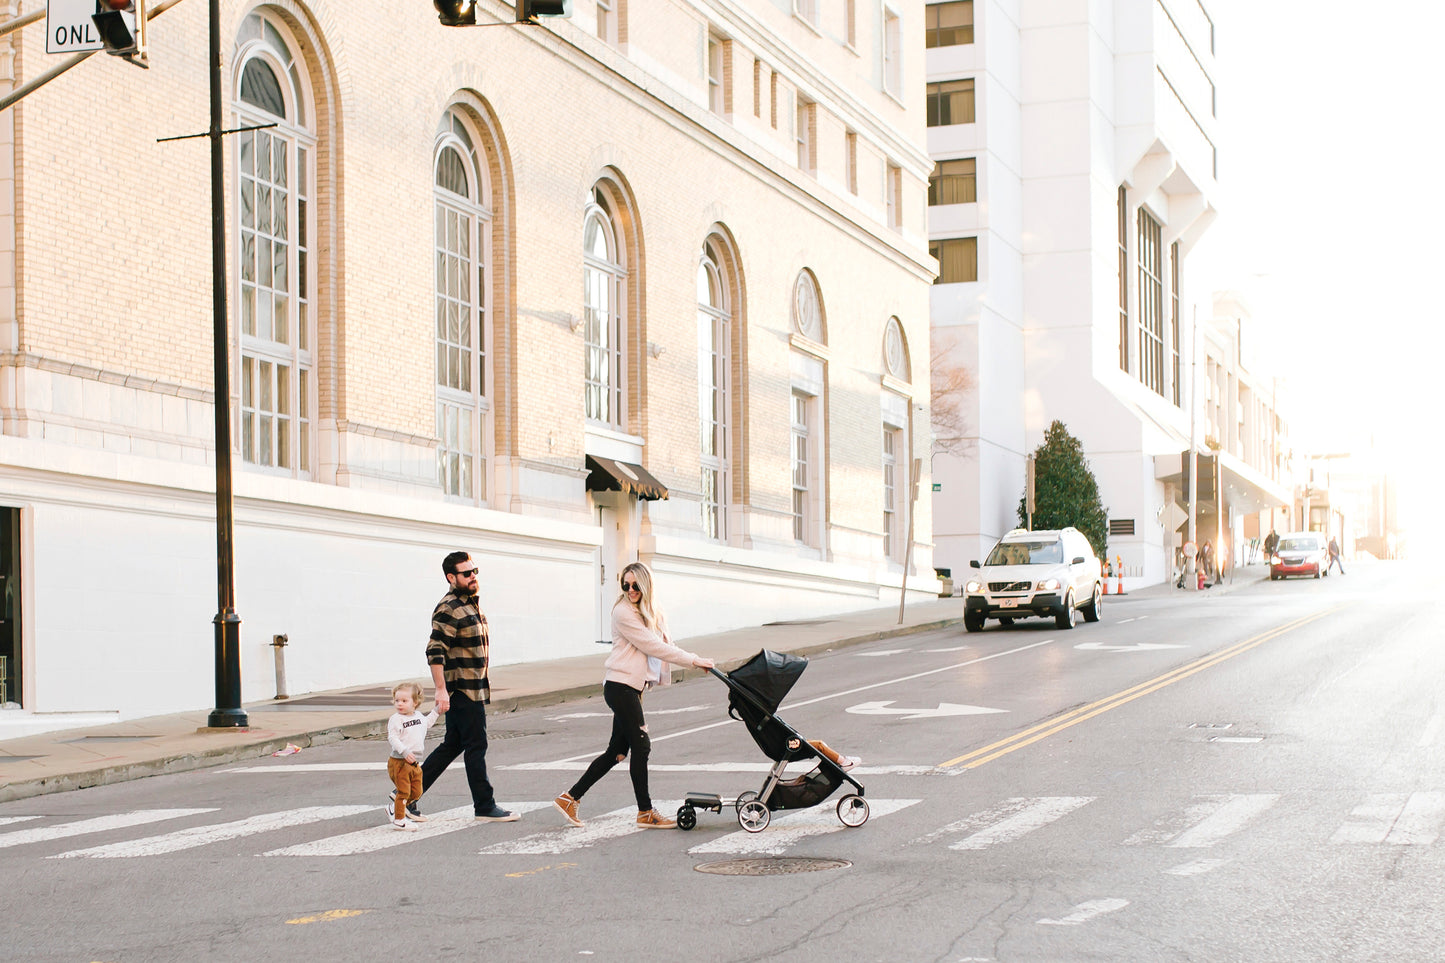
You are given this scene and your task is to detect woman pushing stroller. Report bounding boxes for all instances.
[554,562,714,829]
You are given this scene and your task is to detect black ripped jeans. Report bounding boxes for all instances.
[569,681,653,811]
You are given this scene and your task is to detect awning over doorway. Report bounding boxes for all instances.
[585,455,669,500]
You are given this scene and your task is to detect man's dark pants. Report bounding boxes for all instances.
[419,695,496,815]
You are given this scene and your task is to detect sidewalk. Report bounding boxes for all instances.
[0,597,968,803]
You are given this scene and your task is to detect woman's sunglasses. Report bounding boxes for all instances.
[621,580,641,591]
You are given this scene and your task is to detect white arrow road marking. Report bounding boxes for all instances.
[264,801,555,857]
[922,645,972,652]
[475,801,682,856]
[911,796,1094,850]
[0,816,43,828]
[1331,792,1445,845]
[851,649,913,657]
[1166,794,1278,848]
[1037,899,1129,926]
[0,810,216,850]
[503,761,954,776]
[1073,642,1185,652]
[846,701,1007,720]
[550,705,710,720]
[50,806,374,858]
[689,798,921,856]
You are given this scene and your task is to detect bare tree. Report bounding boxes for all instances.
[930,333,975,457]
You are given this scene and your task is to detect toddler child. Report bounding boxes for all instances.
[386,682,438,830]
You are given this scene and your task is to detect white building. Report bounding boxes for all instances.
[926,0,1234,586]
[0,0,936,733]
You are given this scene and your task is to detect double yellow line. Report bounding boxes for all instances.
[938,608,1337,770]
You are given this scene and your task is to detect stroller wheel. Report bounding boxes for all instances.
[734,790,759,815]
[676,806,697,831]
[738,799,771,833]
[837,794,869,828]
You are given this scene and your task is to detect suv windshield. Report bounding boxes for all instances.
[1278,537,1319,552]
[985,540,1063,566]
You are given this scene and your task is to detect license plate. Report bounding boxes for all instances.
[1000,598,1019,608]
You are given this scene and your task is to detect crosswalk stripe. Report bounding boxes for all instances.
[0,816,43,828]
[503,762,950,776]
[1167,794,1278,848]
[476,801,684,855]
[1331,792,1445,845]
[689,799,920,856]
[0,810,216,850]
[1165,857,1228,876]
[910,796,1093,851]
[263,801,555,856]
[50,806,373,859]
[222,764,384,773]
[1038,898,1129,926]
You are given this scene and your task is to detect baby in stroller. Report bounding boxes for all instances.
[675,649,871,833]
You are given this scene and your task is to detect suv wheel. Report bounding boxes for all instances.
[1081,583,1101,623]
[964,611,985,633]
[1055,592,1077,630]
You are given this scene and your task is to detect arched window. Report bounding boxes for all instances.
[434,109,492,502]
[583,186,627,429]
[233,11,315,475]
[698,236,733,540]
[790,269,826,549]
[881,317,911,561]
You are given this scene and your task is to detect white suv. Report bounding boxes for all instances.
[963,528,1103,632]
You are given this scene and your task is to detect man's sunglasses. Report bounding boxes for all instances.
[621,580,641,591]
[453,567,479,577]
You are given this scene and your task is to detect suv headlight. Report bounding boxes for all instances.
[965,579,983,594]
[1036,578,1061,591]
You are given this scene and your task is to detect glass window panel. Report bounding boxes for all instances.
[241,235,255,282]
[240,181,254,228]
[298,198,306,248]
[240,59,285,117]
[274,139,287,189]
[273,191,287,241]
[274,294,287,344]
[239,131,253,176]
[242,412,254,461]
[297,147,307,195]
[260,414,273,465]
[257,287,272,337]
[241,285,255,336]
[257,131,272,180]
[298,301,307,352]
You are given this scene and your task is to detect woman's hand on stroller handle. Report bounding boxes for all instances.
[693,657,715,670]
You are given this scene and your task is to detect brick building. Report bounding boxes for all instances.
[0,0,935,729]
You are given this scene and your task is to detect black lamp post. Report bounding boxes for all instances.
[206,0,246,728]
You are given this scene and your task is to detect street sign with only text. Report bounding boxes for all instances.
[47,0,104,53]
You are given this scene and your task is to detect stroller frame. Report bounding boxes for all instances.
[675,661,869,833]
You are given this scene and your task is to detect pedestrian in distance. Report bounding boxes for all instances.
[1264,530,1280,558]
[1327,536,1346,575]
[384,682,437,831]
[554,562,715,830]
[413,550,520,823]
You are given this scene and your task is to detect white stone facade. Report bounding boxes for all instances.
[927,0,1219,588]
[0,0,937,730]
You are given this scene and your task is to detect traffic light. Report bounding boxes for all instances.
[92,0,147,59]
[516,0,572,23]
[434,0,478,26]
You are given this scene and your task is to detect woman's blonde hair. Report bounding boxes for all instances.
[615,561,659,629]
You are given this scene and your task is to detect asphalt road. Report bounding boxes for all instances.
[2,561,1439,963]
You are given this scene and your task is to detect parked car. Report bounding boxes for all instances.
[1270,531,1329,580]
[963,527,1103,632]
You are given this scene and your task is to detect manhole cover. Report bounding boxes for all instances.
[694,857,851,876]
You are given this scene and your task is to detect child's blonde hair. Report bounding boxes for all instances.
[391,681,423,704]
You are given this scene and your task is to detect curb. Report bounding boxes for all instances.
[0,614,964,803]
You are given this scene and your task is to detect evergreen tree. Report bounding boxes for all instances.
[1017,420,1108,557]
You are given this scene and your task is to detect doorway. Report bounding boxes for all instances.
[593,494,620,645]
[0,508,21,707]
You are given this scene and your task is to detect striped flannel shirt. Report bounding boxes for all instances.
[426,590,491,705]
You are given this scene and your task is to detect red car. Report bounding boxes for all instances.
[1270,532,1329,580]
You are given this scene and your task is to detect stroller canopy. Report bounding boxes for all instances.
[727,649,808,714]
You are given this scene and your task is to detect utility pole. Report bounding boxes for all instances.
[1186,306,1199,590]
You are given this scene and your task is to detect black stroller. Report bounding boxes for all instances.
[675,649,868,833]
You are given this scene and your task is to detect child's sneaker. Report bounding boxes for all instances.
[387,789,423,820]
[391,818,417,832]
[837,755,862,772]
[636,809,677,829]
[554,792,583,828]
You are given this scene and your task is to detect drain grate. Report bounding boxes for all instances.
[694,857,851,876]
